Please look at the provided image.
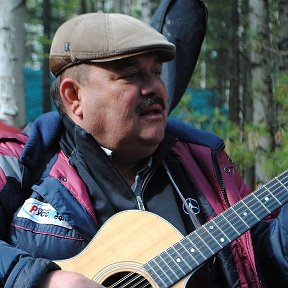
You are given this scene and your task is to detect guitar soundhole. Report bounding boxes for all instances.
[102,271,152,288]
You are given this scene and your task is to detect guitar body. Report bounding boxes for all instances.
[56,210,190,287]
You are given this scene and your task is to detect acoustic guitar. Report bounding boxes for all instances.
[56,170,288,287]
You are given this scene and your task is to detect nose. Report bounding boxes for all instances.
[140,73,166,98]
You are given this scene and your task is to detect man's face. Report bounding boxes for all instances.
[76,53,169,159]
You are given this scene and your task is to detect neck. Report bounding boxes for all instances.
[112,156,148,187]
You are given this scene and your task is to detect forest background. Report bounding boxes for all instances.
[0,0,287,190]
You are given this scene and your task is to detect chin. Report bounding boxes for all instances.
[138,124,165,144]
[142,132,165,146]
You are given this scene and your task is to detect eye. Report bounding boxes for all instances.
[153,67,162,78]
[124,71,139,82]
[154,70,162,77]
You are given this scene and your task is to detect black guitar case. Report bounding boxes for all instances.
[151,0,208,112]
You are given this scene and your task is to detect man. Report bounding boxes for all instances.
[0,121,21,133]
[0,12,287,288]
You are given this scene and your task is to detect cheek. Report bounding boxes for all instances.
[161,86,169,103]
[113,89,138,117]
[83,86,138,127]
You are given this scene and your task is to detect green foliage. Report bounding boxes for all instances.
[171,94,257,167]
[274,73,288,108]
[263,73,288,176]
[171,87,288,176]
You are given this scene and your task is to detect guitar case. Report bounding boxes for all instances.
[151,0,208,112]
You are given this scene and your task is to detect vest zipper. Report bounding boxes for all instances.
[213,152,230,208]
[213,152,262,287]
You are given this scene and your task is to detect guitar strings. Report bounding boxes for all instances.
[107,270,152,288]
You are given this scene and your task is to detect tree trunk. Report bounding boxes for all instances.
[279,0,288,72]
[249,0,274,185]
[94,0,106,12]
[241,0,255,188]
[141,0,154,23]
[0,0,25,127]
[42,0,51,113]
[81,0,88,13]
[228,0,241,125]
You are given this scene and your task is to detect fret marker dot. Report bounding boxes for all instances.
[220,238,225,243]
[264,197,269,202]
[176,258,181,263]
[209,225,214,230]
[243,212,248,217]
[190,248,195,253]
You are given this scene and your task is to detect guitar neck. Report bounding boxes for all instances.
[145,170,288,288]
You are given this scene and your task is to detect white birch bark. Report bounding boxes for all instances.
[141,0,153,24]
[0,0,25,127]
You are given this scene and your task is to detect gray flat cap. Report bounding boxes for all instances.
[49,13,176,76]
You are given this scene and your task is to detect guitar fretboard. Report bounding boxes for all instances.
[144,170,288,288]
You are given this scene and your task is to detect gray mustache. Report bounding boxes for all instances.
[136,97,166,113]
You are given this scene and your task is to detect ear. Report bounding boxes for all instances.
[60,78,83,117]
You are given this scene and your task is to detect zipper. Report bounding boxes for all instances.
[213,151,230,208]
[213,151,263,287]
[136,195,145,210]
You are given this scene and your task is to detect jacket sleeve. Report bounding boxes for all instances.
[252,203,288,287]
[0,241,60,288]
[0,145,60,287]
[0,183,61,288]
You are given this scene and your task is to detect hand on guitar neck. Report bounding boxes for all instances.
[40,270,105,288]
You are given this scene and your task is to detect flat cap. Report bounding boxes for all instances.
[49,13,176,76]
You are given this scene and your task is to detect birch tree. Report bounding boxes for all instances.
[248,0,274,185]
[0,0,25,127]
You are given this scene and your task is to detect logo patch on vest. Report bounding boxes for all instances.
[17,198,72,229]
[183,198,200,215]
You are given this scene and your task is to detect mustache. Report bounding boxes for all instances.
[136,96,166,113]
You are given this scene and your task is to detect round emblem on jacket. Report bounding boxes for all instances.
[183,198,200,215]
